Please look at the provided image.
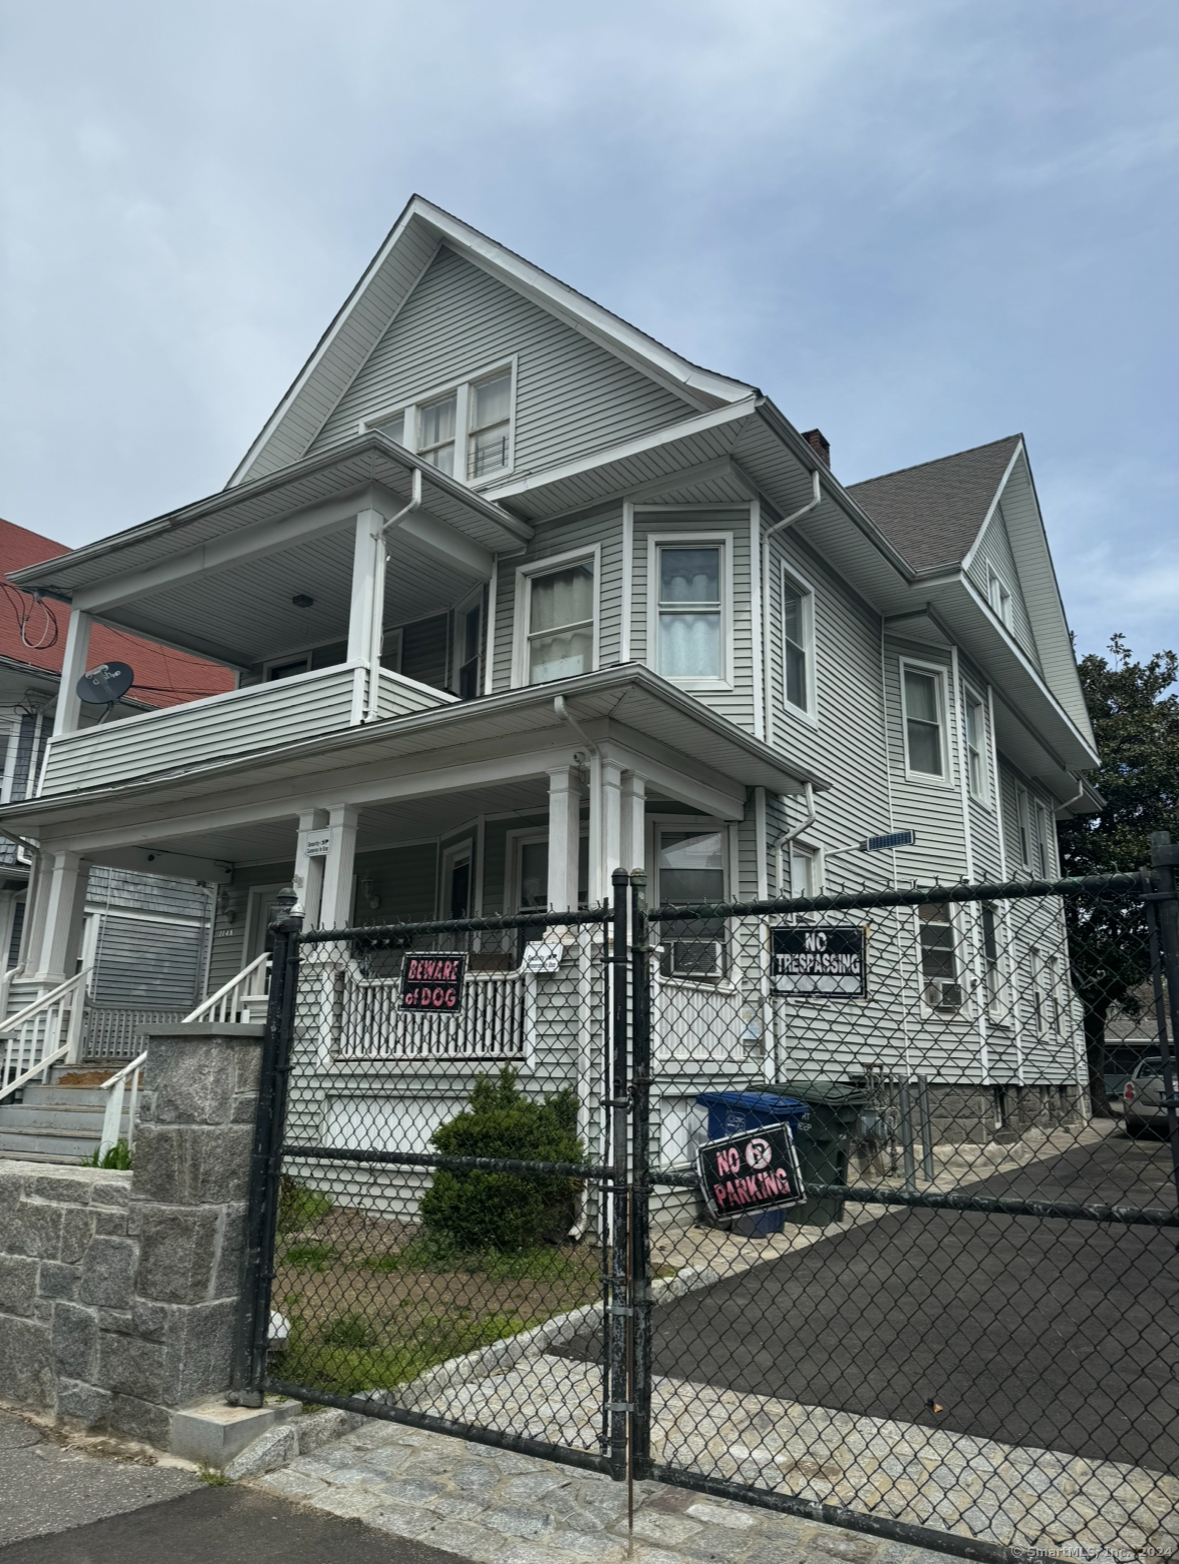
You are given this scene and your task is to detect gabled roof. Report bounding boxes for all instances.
[845,435,1022,574]
[0,518,233,708]
[230,195,756,487]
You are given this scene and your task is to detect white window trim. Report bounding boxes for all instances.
[962,681,990,807]
[780,562,818,723]
[439,839,474,920]
[917,900,966,1015]
[1014,782,1033,869]
[987,566,1014,630]
[358,355,519,489]
[645,531,734,691]
[511,544,601,690]
[779,838,823,899]
[899,658,952,787]
[647,815,732,987]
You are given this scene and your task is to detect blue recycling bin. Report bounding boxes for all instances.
[695,1091,811,1237]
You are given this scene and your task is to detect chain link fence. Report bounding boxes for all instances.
[237,863,1179,1561]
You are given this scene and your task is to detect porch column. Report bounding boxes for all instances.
[319,805,359,930]
[293,809,329,928]
[31,849,90,983]
[589,759,623,905]
[620,772,646,876]
[348,509,386,725]
[547,766,581,914]
[52,609,93,738]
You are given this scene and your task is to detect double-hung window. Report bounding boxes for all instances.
[1015,785,1032,869]
[964,687,987,802]
[981,903,1003,1018]
[781,569,815,714]
[655,543,724,682]
[902,666,945,778]
[919,902,962,1009]
[988,567,1014,629]
[362,361,516,486]
[1033,799,1051,877]
[520,554,596,686]
[656,826,728,980]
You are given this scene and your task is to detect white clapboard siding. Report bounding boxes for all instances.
[307,247,695,479]
[966,504,1041,668]
[38,664,447,795]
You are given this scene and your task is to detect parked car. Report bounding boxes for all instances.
[1123,1057,1174,1136]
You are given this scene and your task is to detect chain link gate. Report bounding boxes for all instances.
[235,853,1179,1561]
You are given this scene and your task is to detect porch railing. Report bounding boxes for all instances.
[98,1050,146,1159]
[184,952,271,1026]
[0,969,91,1104]
[82,1007,192,1061]
[335,970,528,1061]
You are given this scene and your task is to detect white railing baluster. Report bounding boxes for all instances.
[98,1050,147,1160]
[335,970,527,1062]
[0,969,93,1105]
[184,952,270,1026]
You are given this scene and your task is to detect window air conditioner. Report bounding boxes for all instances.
[925,980,965,1010]
[668,939,725,979]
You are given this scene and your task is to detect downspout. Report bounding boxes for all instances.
[770,781,816,894]
[762,469,822,748]
[554,694,598,1242]
[364,469,423,723]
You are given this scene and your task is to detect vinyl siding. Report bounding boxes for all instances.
[490,510,623,691]
[90,914,206,1009]
[967,504,1041,668]
[307,246,696,478]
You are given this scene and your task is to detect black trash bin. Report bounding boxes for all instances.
[770,1079,868,1225]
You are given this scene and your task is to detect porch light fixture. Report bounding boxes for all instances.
[292,594,314,608]
[360,875,381,910]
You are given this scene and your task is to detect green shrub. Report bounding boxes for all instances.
[420,1067,582,1253]
[84,1141,133,1170]
[277,1177,333,1234]
[322,1313,377,1350]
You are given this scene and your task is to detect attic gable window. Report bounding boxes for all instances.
[361,360,516,487]
[988,566,1014,629]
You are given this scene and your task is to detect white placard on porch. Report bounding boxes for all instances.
[304,832,332,858]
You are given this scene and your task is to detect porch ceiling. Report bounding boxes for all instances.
[88,520,483,671]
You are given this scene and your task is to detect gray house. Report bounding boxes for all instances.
[0,196,1098,1176]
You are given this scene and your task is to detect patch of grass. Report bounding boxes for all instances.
[284,1241,336,1271]
[198,1466,231,1485]
[359,1232,597,1286]
[278,1177,333,1234]
[84,1140,133,1170]
[275,1307,538,1397]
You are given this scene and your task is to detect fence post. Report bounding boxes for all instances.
[629,870,653,1481]
[1148,834,1179,1214]
[231,892,303,1406]
[607,868,630,1485]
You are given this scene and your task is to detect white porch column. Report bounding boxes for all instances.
[293,809,329,928]
[348,508,386,725]
[319,805,359,931]
[53,610,93,738]
[589,759,623,905]
[546,766,581,914]
[31,850,90,983]
[620,772,646,876]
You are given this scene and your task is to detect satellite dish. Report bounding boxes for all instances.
[76,661,134,705]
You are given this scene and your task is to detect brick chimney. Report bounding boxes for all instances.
[802,428,830,468]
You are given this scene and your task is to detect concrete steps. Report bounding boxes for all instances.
[0,1065,136,1164]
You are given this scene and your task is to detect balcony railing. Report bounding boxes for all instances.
[38,663,455,797]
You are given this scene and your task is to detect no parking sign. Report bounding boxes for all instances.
[696,1122,806,1221]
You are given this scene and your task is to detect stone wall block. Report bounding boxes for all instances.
[94,1208,128,1237]
[15,1200,63,1260]
[233,1045,262,1100]
[58,1377,112,1428]
[98,1309,135,1334]
[108,1392,171,1447]
[166,1299,238,1404]
[91,1178,131,1210]
[0,1253,38,1315]
[133,1124,253,1207]
[132,1298,169,1342]
[52,1300,98,1379]
[30,1175,93,1206]
[79,1235,137,1309]
[37,1261,79,1302]
[60,1206,96,1264]
[213,1202,248,1298]
[144,1040,235,1126]
[0,1315,53,1408]
[135,1205,220,1304]
[97,1330,169,1402]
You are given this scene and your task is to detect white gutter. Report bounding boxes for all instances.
[364,470,423,723]
[770,781,816,893]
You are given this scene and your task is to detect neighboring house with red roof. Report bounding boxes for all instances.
[0,518,234,1086]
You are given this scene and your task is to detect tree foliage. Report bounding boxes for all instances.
[1057,638,1179,1111]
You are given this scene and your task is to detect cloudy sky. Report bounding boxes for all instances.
[1,0,1175,661]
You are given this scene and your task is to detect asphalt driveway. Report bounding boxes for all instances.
[560,1129,1179,1470]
